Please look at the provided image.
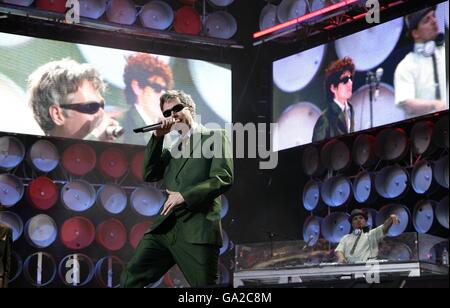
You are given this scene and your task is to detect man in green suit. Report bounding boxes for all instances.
[120,53,174,146]
[0,204,12,288]
[121,90,234,287]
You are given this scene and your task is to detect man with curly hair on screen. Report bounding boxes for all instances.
[120,53,174,145]
[312,57,356,142]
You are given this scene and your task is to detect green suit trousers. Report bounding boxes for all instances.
[120,215,219,288]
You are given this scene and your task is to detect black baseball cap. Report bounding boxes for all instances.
[405,7,436,33]
[349,209,368,223]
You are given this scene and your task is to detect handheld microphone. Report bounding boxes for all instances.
[133,122,163,133]
[106,126,125,138]
[365,71,374,84]
[375,67,384,99]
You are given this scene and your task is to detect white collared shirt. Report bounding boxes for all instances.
[335,225,385,263]
[134,104,158,125]
[182,122,197,139]
[175,122,198,150]
[333,99,351,132]
[394,44,447,116]
[333,99,347,112]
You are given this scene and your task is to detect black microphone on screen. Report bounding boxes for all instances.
[374,67,384,99]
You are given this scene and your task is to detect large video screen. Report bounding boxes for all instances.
[0,32,231,146]
[273,2,449,151]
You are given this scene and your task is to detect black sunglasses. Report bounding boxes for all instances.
[147,82,167,93]
[339,75,353,85]
[163,103,185,118]
[60,101,105,114]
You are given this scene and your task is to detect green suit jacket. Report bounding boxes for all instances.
[312,100,355,142]
[143,125,234,246]
[0,224,12,282]
[119,106,151,146]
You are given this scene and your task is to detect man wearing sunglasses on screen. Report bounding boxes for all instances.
[312,57,355,142]
[27,58,121,141]
[394,7,447,119]
[121,90,233,288]
[120,53,174,146]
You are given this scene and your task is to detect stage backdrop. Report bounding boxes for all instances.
[272,1,449,151]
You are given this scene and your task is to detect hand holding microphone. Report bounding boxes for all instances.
[106,126,124,138]
[155,117,179,138]
[90,115,123,141]
[134,117,179,138]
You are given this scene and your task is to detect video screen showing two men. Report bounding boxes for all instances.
[273,2,449,151]
[0,32,232,146]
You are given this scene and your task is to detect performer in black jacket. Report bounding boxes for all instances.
[312,57,355,142]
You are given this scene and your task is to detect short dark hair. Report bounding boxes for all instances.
[324,57,355,102]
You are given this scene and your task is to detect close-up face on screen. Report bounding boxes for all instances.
[0,33,232,146]
[272,1,449,151]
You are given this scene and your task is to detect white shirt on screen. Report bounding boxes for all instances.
[394,44,447,117]
[135,103,154,125]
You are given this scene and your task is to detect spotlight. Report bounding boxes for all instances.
[0,136,25,170]
[98,146,128,179]
[28,139,59,173]
[130,185,165,216]
[277,0,307,23]
[376,204,410,237]
[106,0,137,25]
[79,0,107,19]
[25,214,57,248]
[97,184,127,215]
[139,0,174,30]
[259,3,279,31]
[35,0,66,13]
[173,6,202,35]
[62,143,97,176]
[204,11,237,39]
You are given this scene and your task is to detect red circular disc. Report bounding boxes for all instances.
[62,143,97,176]
[131,151,145,180]
[173,6,202,35]
[96,218,127,251]
[99,147,128,179]
[60,216,95,250]
[27,176,58,210]
[35,0,66,13]
[129,221,153,249]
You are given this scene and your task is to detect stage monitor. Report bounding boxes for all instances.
[0,32,232,146]
[272,2,449,151]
